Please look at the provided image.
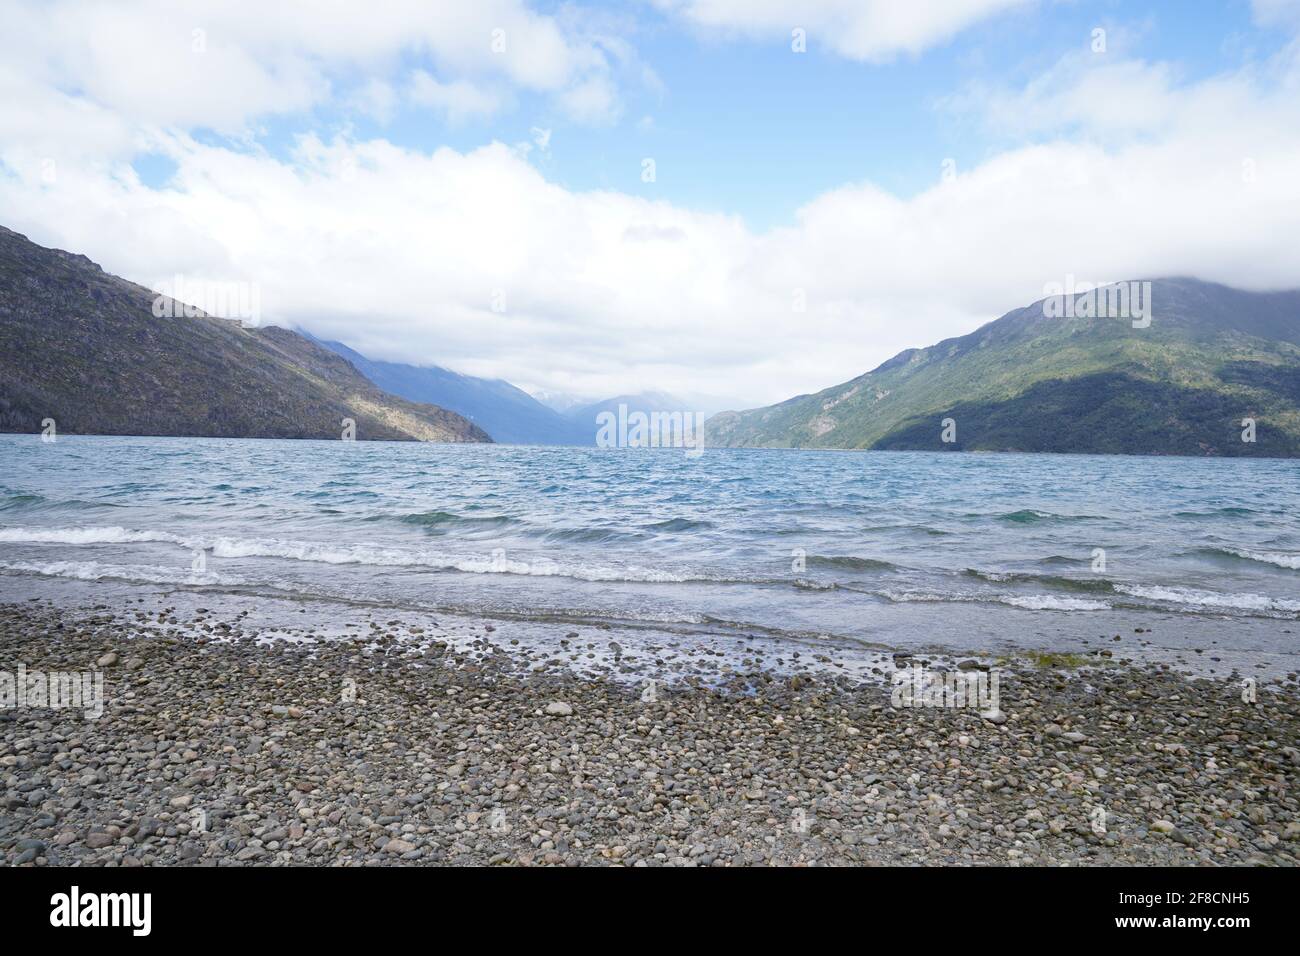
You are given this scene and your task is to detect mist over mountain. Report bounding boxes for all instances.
[314,338,592,446]
[528,389,590,415]
[564,392,688,427]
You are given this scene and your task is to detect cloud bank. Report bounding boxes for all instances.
[1,1,1299,409]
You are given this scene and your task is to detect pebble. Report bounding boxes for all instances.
[0,600,1295,868]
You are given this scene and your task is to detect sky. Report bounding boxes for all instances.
[1,0,1299,411]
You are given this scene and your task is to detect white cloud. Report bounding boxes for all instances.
[655,0,1034,61]
[943,32,1300,146]
[408,72,506,122]
[2,3,1300,412]
[8,60,1300,411]
[950,56,1184,138]
[0,0,620,139]
[554,74,622,124]
[349,79,399,125]
[1253,0,1300,27]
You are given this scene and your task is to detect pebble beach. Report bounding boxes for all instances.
[2,599,1297,867]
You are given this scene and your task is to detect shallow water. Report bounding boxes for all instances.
[1,435,1297,673]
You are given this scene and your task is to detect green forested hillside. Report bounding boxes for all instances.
[707,279,1300,457]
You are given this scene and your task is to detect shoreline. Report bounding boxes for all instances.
[2,600,1298,866]
[3,573,1296,686]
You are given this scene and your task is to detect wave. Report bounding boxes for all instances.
[881,589,1108,611]
[1033,554,1088,567]
[642,517,713,532]
[530,526,646,544]
[0,524,697,585]
[396,510,458,526]
[1116,584,1300,613]
[0,493,45,511]
[396,511,520,530]
[434,555,692,584]
[1197,547,1300,570]
[0,526,184,545]
[962,568,1115,593]
[0,494,120,513]
[209,537,417,565]
[966,510,1104,524]
[205,536,699,584]
[998,594,1109,611]
[1174,507,1257,518]
[999,509,1058,524]
[809,555,899,572]
[0,559,239,586]
[793,578,838,591]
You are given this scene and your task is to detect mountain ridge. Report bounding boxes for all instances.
[0,226,490,443]
[313,337,591,445]
[707,278,1300,457]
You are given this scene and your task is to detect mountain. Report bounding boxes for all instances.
[0,226,489,443]
[708,279,1300,457]
[564,392,686,434]
[314,338,591,445]
[529,388,590,416]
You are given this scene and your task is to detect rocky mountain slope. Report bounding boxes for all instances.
[0,227,490,442]
[316,337,589,445]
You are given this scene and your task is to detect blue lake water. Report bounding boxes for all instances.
[1,435,1298,674]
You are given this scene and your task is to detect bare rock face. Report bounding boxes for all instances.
[0,225,492,443]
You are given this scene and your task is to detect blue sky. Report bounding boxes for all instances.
[6,0,1300,408]
[148,0,1289,231]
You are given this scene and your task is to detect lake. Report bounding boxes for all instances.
[2,435,1297,677]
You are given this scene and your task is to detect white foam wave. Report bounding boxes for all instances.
[0,526,184,545]
[1118,584,1300,612]
[998,594,1108,611]
[1225,548,1300,570]
[0,559,238,586]
[881,590,1107,611]
[208,536,691,583]
[0,524,702,584]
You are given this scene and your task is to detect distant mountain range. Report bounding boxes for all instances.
[314,337,591,446]
[529,388,589,415]
[307,342,689,446]
[0,227,489,442]
[8,223,1296,457]
[562,392,685,428]
[708,278,1300,457]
